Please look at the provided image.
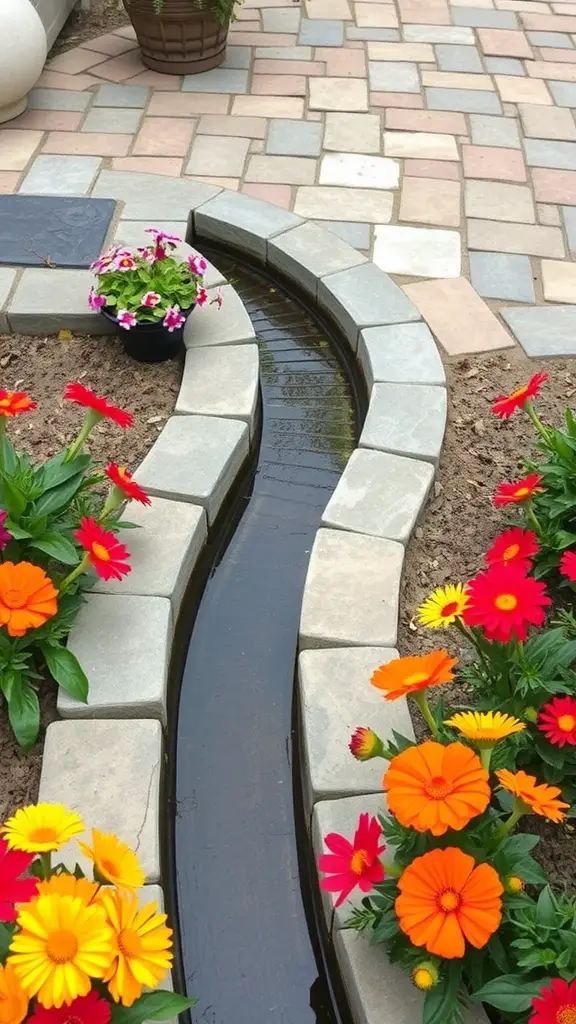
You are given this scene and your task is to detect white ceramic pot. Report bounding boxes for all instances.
[0,0,47,124]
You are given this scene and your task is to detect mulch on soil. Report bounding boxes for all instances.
[0,330,182,822]
[397,349,576,888]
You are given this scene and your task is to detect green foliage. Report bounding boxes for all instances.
[93,241,205,323]
[110,992,197,1024]
[151,0,237,25]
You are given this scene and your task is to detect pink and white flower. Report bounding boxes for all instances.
[196,287,209,307]
[115,254,137,272]
[88,287,107,311]
[188,254,208,277]
[145,227,182,246]
[163,305,186,332]
[215,287,223,310]
[141,291,162,308]
[117,309,138,330]
[136,245,156,264]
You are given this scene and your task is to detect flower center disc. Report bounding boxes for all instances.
[92,542,111,562]
[29,826,58,844]
[425,775,452,799]
[558,715,576,733]
[118,928,142,958]
[100,858,119,878]
[438,889,460,913]
[405,671,430,687]
[2,589,25,609]
[503,544,520,561]
[515,487,530,498]
[350,849,369,875]
[440,601,459,617]
[495,593,518,611]
[558,1007,576,1024]
[46,930,78,964]
[509,386,528,402]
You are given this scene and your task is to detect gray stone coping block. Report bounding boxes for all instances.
[300,647,415,808]
[39,719,162,882]
[134,414,249,525]
[193,189,303,261]
[360,383,447,466]
[312,793,388,929]
[184,284,256,349]
[59,594,172,724]
[317,263,421,352]
[335,930,491,1024]
[176,344,259,435]
[7,268,116,335]
[358,322,446,388]
[267,221,368,299]
[501,305,576,356]
[321,448,434,544]
[93,497,207,614]
[299,528,404,650]
[93,170,221,220]
[0,269,16,333]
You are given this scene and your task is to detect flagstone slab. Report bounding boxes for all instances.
[92,169,220,219]
[403,276,515,354]
[7,267,114,334]
[373,224,462,277]
[359,382,447,465]
[469,251,536,302]
[176,343,259,434]
[501,304,576,355]
[358,322,446,387]
[0,270,16,333]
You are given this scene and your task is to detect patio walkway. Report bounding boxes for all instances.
[2,0,576,357]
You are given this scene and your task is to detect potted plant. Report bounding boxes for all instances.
[122,0,236,75]
[89,228,218,364]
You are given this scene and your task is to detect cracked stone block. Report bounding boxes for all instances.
[358,322,445,387]
[92,170,221,219]
[59,594,172,723]
[300,648,414,810]
[501,305,576,356]
[0,269,16,332]
[318,263,420,350]
[268,221,367,297]
[7,268,116,335]
[299,528,404,649]
[134,415,249,525]
[193,190,302,260]
[360,383,447,465]
[184,284,255,348]
[322,448,434,544]
[176,344,259,435]
[312,793,389,929]
[93,497,207,613]
[39,719,162,882]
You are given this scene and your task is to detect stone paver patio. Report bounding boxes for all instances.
[3,0,576,355]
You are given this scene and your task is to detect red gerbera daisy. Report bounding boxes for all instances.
[538,696,576,748]
[74,517,130,582]
[560,550,576,583]
[64,382,133,429]
[28,990,112,1024]
[494,474,544,508]
[530,977,576,1024]
[492,372,548,420]
[0,837,38,922]
[0,390,37,418]
[104,463,151,506]
[485,528,539,572]
[463,563,551,643]
[319,813,385,907]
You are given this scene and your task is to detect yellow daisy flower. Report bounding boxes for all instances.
[2,805,84,853]
[445,710,526,747]
[100,888,173,1007]
[37,874,100,905]
[418,583,470,629]
[8,893,114,1008]
[79,830,144,890]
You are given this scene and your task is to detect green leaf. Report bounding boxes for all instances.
[39,452,91,493]
[33,473,84,517]
[498,834,540,858]
[471,974,546,1012]
[1,436,17,476]
[6,679,39,751]
[5,522,31,540]
[41,645,88,702]
[30,532,79,566]
[0,475,27,521]
[422,963,462,1024]
[110,992,197,1024]
[559,930,576,955]
[536,886,558,928]
[0,922,15,962]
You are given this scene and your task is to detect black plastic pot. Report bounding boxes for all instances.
[101,305,193,364]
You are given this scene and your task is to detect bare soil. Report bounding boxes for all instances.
[0,330,182,821]
[397,349,576,887]
[49,0,129,57]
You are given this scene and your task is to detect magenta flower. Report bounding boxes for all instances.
[163,305,186,332]
[115,254,137,272]
[141,291,162,308]
[117,309,138,330]
[145,228,182,246]
[88,287,107,311]
[0,511,12,551]
[196,287,209,307]
[188,254,208,277]
[216,288,223,310]
[136,245,156,264]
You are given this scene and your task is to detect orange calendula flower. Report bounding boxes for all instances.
[494,473,544,508]
[0,961,28,1024]
[417,584,469,629]
[395,847,503,959]
[104,464,151,506]
[0,562,57,638]
[371,650,457,702]
[492,372,548,419]
[0,391,36,419]
[37,875,100,905]
[99,889,173,1007]
[496,768,569,823]
[383,741,490,836]
[79,830,144,890]
[74,518,130,582]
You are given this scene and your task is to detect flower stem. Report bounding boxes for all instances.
[525,502,543,538]
[480,747,492,772]
[60,553,90,594]
[524,400,551,446]
[39,851,51,880]
[491,801,525,845]
[65,411,99,462]
[413,690,439,740]
[0,418,6,473]
[383,860,402,879]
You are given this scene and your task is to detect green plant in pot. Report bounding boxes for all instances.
[123,0,238,75]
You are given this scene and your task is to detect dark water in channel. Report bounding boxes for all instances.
[173,261,360,1024]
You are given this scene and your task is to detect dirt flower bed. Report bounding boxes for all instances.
[0,330,181,821]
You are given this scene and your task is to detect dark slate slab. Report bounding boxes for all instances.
[0,196,116,268]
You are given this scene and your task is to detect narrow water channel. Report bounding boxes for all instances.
[173,259,361,1024]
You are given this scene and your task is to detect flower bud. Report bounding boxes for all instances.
[412,963,439,991]
[525,706,538,723]
[349,727,385,761]
[505,875,524,894]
